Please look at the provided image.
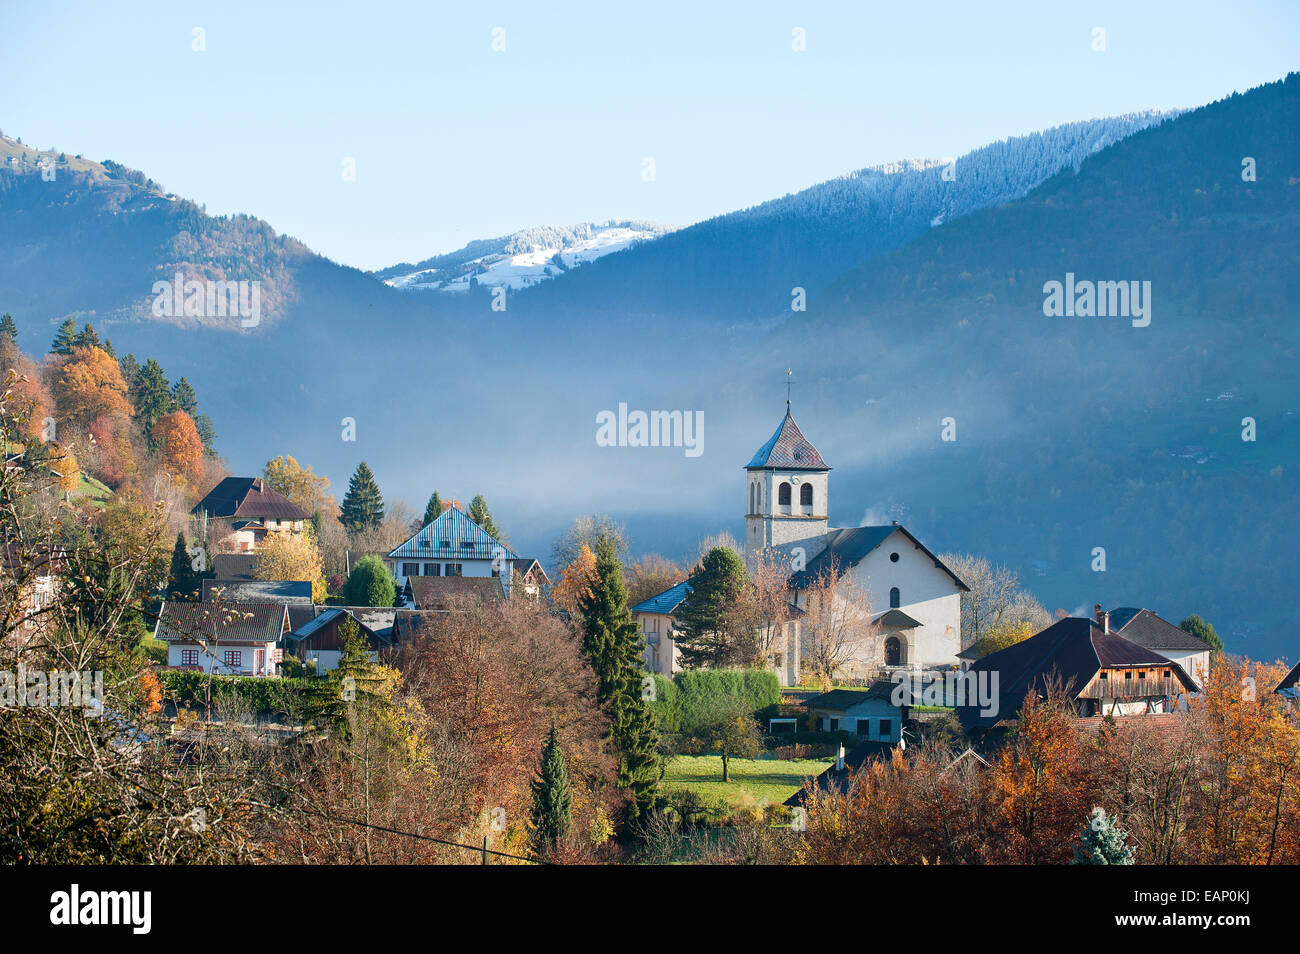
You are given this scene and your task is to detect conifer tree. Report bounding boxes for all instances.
[422,490,444,527]
[118,353,140,392]
[467,493,499,538]
[673,546,750,667]
[307,618,388,738]
[73,323,100,350]
[1072,808,1135,865]
[193,414,216,455]
[132,358,172,430]
[0,313,17,344]
[50,318,78,356]
[171,377,198,417]
[578,535,658,818]
[167,532,201,601]
[340,462,384,531]
[528,724,572,857]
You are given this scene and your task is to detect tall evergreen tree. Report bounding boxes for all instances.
[50,317,78,356]
[467,493,499,538]
[0,313,17,344]
[340,462,385,531]
[73,323,101,350]
[118,353,140,393]
[578,535,658,818]
[132,358,172,429]
[422,490,444,527]
[171,377,198,417]
[1179,614,1223,654]
[528,724,572,858]
[101,338,116,360]
[167,532,201,601]
[673,546,751,668]
[193,413,217,455]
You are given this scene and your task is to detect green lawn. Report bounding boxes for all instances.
[662,755,833,808]
[76,473,113,504]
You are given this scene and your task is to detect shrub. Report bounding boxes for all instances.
[159,670,315,717]
[673,668,780,733]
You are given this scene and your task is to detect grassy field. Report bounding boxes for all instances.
[662,755,833,808]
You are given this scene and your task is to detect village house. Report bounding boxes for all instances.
[804,684,906,743]
[958,614,1199,730]
[283,607,393,672]
[1277,660,1300,701]
[403,575,506,610]
[385,505,544,596]
[0,543,61,645]
[155,601,288,677]
[211,553,259,581]
[192,477,309,552]
[201,579,313,604]
[1101,605,1213,687]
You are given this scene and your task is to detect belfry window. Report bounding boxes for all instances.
[778,482,791,506]
[800,483,813,506]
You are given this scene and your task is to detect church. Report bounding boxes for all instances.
[633,403,968,684]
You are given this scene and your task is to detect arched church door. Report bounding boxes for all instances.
[884,636,902,666]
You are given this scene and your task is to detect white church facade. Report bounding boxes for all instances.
[745,406,967,677]
[632,405,967,684]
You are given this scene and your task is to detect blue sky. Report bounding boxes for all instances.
[3,1,1297,269]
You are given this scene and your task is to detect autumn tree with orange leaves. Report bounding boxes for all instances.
[53,346,132,428]
[150,409,204,490]
[552,544,598,618]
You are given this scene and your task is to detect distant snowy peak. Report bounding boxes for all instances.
[378,220,674,293]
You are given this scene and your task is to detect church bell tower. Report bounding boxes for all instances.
[744,402,830,562]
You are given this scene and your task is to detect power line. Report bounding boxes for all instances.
[299,809,552,864]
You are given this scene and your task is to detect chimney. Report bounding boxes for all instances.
[1094,603,1103,623]
[836,745,845,772]
[1100,611,1110,634]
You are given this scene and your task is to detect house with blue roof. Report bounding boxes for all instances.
[630,577,694,678]
[384,504,541,595]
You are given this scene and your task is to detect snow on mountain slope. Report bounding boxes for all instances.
[376,220,674,293]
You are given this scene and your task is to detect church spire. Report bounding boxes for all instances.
[786,368,792,409]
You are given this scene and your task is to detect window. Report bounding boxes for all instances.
[778,482,791,505]
[828,718,839,732]
[857,718,872,736]
[445,563,463,576]
[890,552,900,563]
[402,563,419,577]
[879,719,892,738]
[800,483,813,506]
[255,649,265,672]
[181,649,199,666]
[461,542,473,550]
[440,540,451,548]
[223,650,242,668]
[423,563,441,576]
[889,587,901,608]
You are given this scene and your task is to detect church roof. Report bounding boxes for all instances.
[787,524,970,592]
[745,408,829,470]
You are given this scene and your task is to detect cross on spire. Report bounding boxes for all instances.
[786,369,792,408]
